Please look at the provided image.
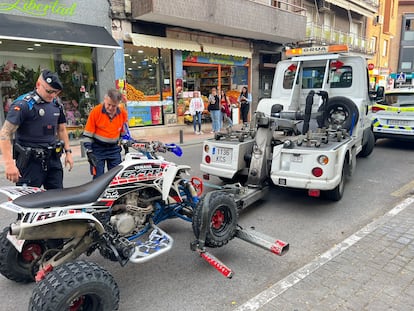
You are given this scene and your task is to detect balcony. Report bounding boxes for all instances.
[305,23,374,55]
[325,0,378,17]
[132,0,306,44]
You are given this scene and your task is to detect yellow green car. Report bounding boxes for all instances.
[372,87,414,141]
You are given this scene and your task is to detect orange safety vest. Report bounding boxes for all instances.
[83,103,128,144]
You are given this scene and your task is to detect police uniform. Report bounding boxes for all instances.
[7,71,66,189]
[83,103,128,178]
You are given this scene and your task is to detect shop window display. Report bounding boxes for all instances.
[124,44,173,127]
[0,40,97,131]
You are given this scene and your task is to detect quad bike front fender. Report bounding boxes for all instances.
[161,165,191,201]
[10,212,105,240]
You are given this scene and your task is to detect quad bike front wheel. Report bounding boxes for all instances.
[0,227,62,283]
[29,260,119,311]
[192,191,238,248]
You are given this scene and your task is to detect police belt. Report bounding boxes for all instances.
[15,142,63,158]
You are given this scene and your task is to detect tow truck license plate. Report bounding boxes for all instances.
[292,154,303,162]
[212,147,232,164]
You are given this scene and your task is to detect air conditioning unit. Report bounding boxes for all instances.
[317,0,331,12]
[374,15,384,25]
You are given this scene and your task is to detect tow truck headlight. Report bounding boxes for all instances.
[317,155,329,165]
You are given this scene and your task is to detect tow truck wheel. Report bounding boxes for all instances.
[192,191,238,248]
[358,129,375,157]
[324,166,345,201]
[0,227,62,283]
[29,260,119,311]
[317,97,359,131]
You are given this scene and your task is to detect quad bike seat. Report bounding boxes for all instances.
[13,166,123,208]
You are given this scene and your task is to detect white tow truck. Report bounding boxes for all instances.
[201,45,384,201]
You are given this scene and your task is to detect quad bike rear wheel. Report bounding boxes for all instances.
[192,191,238,248]
[29,260,119,311]
[0,227,62,283]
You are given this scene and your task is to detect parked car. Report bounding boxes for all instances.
[372,87,414,141]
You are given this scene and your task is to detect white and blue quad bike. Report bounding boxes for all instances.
[0,140,288,311]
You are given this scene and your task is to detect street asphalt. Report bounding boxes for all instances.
[1,125,413,310]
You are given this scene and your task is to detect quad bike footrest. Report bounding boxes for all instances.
[128,225,174,263]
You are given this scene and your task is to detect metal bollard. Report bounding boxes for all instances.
[179,129,184,144]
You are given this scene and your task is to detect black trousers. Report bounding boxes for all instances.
[240,103,250,123]
[16,154,63,189]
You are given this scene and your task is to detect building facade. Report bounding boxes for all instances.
[0,0,119,128]
[110,0,306,127]
[365,0,399,89]
[389,0,414,87]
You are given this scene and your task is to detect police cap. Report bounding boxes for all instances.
[41,70,63,90]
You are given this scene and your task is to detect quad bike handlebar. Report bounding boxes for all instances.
[121,139,183,158]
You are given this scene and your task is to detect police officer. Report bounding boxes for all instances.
[0,70,74,189]
[82,89,128,179]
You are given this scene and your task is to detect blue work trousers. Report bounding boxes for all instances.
[91,144,122,179]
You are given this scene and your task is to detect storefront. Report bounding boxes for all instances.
[124,33,251,127]
[0,3,119,133]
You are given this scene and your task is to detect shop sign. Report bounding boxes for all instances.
[0,0,77,17]
[127,100,173,127]
[182,51,248,66]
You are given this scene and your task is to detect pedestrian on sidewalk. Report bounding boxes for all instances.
[189,91,204,135]
[82,89,128,179]
[0,69,73,189]
[238,86,252,124]
[208,87,221,133]
[220,89,233,129]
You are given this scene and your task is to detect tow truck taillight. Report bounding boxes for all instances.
[312,167,323,177]
[371,106,385,113]
[205,155,211,164]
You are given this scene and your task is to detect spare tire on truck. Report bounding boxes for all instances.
[317,96,359,131]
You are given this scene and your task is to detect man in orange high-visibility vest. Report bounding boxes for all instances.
[83,89,128,178]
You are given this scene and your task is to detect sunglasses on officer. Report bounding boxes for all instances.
[41,83,60,95]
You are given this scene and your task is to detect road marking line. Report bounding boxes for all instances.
[391,179,414,197]
[235,196,414,311]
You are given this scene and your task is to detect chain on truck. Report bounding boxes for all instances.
[201,44,384,203]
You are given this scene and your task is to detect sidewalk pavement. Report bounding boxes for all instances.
[236,196,414,311]
[1,124,414,310]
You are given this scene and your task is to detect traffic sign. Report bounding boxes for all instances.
[396,72,406,83]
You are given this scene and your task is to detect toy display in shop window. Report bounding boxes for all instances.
[58,61,96,126]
